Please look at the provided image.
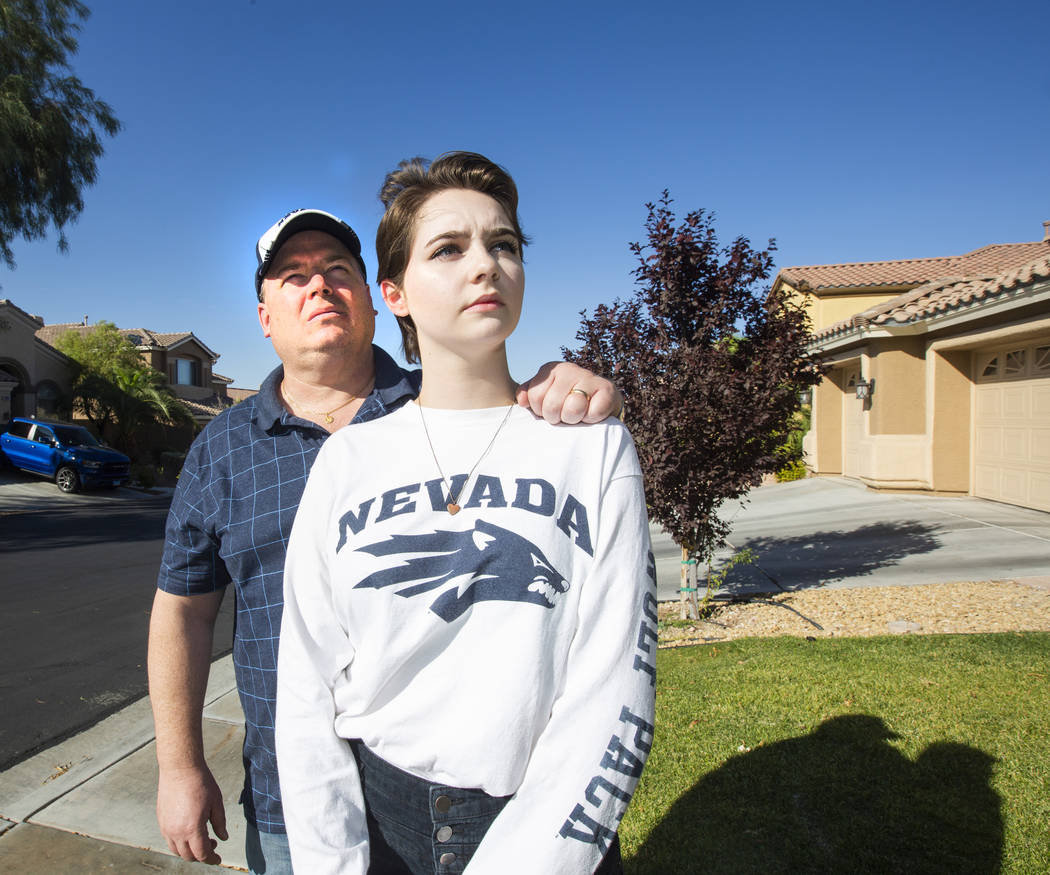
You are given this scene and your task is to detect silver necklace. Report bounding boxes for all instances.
[417,402,515,515]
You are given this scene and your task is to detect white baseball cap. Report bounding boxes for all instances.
[255,208,366,297]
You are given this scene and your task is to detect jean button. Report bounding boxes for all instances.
[434,794,452,813]
[436,825,454,842]
[440,852,457,864]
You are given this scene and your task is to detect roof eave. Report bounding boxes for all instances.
[808,279,1050,355]
[166,334,219,361]
[807,323,923,354]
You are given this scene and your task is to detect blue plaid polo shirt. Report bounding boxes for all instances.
[157,345,420,832]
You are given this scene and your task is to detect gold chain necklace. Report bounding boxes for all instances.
[417,402,515,514]
[282,381,370,424]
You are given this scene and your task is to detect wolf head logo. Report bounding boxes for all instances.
[353,520,569,622]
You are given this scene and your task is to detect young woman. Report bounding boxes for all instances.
[276,152,655,874]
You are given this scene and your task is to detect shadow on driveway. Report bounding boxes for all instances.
[719,521,943,595]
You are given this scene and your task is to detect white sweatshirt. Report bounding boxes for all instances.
[276,404,657,874]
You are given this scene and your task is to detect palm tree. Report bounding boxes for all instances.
[109,365,193,455]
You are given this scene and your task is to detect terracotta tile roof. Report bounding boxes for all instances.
[119,328,199,349]
[181,394,236,420]
[35,324,215,358]
[780,239,1050,291]
[33,323,179,349]
[121,328,162,347]
[34,322,92,348]
[811,255,1050,343]
[227,387,259,403]
[147,331,194,347]
[144,330,218,360]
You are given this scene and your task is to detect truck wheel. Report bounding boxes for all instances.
[56,466,81,494]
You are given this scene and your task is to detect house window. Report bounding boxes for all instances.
[978,343,1050,381]
[36,381,60,416]
[1035,346,1050,375]
[173,358,201,386]
[1003,349,1025,376]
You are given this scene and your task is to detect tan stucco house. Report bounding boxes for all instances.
[774,223,1050,513]
[0,299,76,424]
[1,300,242,430]
[34,322,236,425]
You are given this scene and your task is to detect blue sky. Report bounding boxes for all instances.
[5,0,1048,389]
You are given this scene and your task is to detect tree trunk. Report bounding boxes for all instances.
[679,546,699,620]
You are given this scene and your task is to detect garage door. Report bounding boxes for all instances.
[973,342,1050,512]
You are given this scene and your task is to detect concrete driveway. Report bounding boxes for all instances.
[651,476,1050,601]
[0,468,170,511]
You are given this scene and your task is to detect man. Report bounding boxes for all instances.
[148,208,621,872]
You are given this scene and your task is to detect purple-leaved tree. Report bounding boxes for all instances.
[565,193,823,606]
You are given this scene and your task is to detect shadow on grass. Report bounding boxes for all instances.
[718,522,943,595]
[630,714,1002,874]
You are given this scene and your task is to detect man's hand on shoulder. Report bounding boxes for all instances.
[157,764,229,865]
[516,362,623,425]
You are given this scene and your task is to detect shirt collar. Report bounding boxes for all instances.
[254,345,419,433]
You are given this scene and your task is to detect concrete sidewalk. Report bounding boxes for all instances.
[2,475,1049,871]
[0,658,247,873]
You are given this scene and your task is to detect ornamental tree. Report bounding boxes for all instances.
[54,321,192,454]
[565,193,823,578]
[0,0,121,268]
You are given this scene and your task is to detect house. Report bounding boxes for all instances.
[775,222,1050,513]
[0,300,75,425]
[34,322,237,425]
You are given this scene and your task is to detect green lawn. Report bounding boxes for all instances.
[621,633,1050,874]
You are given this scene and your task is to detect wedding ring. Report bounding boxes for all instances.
[570,387,590,401]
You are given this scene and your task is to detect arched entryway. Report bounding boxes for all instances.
[0,359,31,425]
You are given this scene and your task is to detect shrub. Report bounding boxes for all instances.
[157,450,186,485]
[775,459,808,482]
[132,463,156,490]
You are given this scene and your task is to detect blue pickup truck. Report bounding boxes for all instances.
[0,417,131,493]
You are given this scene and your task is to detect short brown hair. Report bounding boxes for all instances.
[375,151,528,363]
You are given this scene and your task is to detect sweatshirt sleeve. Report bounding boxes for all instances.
[276,445,369,875]
[465,444,657,873]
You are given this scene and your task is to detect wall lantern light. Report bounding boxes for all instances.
[799,389,813,405]
[855,378,874,401]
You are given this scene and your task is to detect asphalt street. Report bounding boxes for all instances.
[0,472,234,770]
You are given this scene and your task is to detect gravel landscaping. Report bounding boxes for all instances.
[657,578,1050,648]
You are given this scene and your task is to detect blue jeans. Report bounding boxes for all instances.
[351,740,623,874]
[245,821,293,875]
